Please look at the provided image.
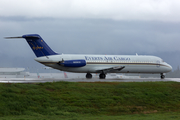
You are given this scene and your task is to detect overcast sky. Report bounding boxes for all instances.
[0,0,180,71]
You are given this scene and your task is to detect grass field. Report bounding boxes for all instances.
[0,81,179,119]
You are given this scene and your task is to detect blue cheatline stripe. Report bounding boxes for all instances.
[22,34,58,57]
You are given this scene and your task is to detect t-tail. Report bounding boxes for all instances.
[5,34,57,57]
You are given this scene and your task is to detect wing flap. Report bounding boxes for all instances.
[96,66,125,73]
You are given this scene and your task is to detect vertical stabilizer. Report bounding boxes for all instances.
[22,34,57,57]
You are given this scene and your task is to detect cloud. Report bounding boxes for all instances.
[1,0,180,22]
[1,18,180,55]
[0,0,180,70]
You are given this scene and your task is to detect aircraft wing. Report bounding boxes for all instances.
[95,66,125,73]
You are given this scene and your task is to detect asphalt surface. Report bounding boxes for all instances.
[0,78,179,83]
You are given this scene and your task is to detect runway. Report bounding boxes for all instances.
[0,77,179,83]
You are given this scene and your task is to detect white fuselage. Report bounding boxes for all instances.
[34,54,172,74]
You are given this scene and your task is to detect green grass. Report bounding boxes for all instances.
[0,112,180,120]
[0,81,180,119]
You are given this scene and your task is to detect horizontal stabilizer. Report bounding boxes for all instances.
[5,35,40,39]
[4,36,23,39]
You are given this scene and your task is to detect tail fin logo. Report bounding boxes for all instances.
[29,42,43,50]
[33,46,43,50]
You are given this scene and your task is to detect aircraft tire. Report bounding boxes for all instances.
[161,74,165,79]
[86,73,92,79]
[99,73,106,79]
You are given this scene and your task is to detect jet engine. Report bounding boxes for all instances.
[58,59,86,67]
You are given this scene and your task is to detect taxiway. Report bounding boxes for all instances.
[0,78,179,83]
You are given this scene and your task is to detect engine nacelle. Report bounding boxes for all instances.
[59,59,86,67]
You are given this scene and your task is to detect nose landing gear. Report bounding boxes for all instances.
[161,73,165,79]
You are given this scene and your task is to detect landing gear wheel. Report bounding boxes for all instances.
[99,73,106,79]
[161,75,165,79]
[86,73,92,79]
[160,73,165,79]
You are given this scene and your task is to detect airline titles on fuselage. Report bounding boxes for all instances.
[85,56,131,61]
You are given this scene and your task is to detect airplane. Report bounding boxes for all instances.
[5,34,172,79]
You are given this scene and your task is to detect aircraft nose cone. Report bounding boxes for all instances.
[167,63,172,72]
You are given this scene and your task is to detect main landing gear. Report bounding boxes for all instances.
[86,73,92,79]
[85,73,106,79]
[160,73,165,79]
[99,73,106,79]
